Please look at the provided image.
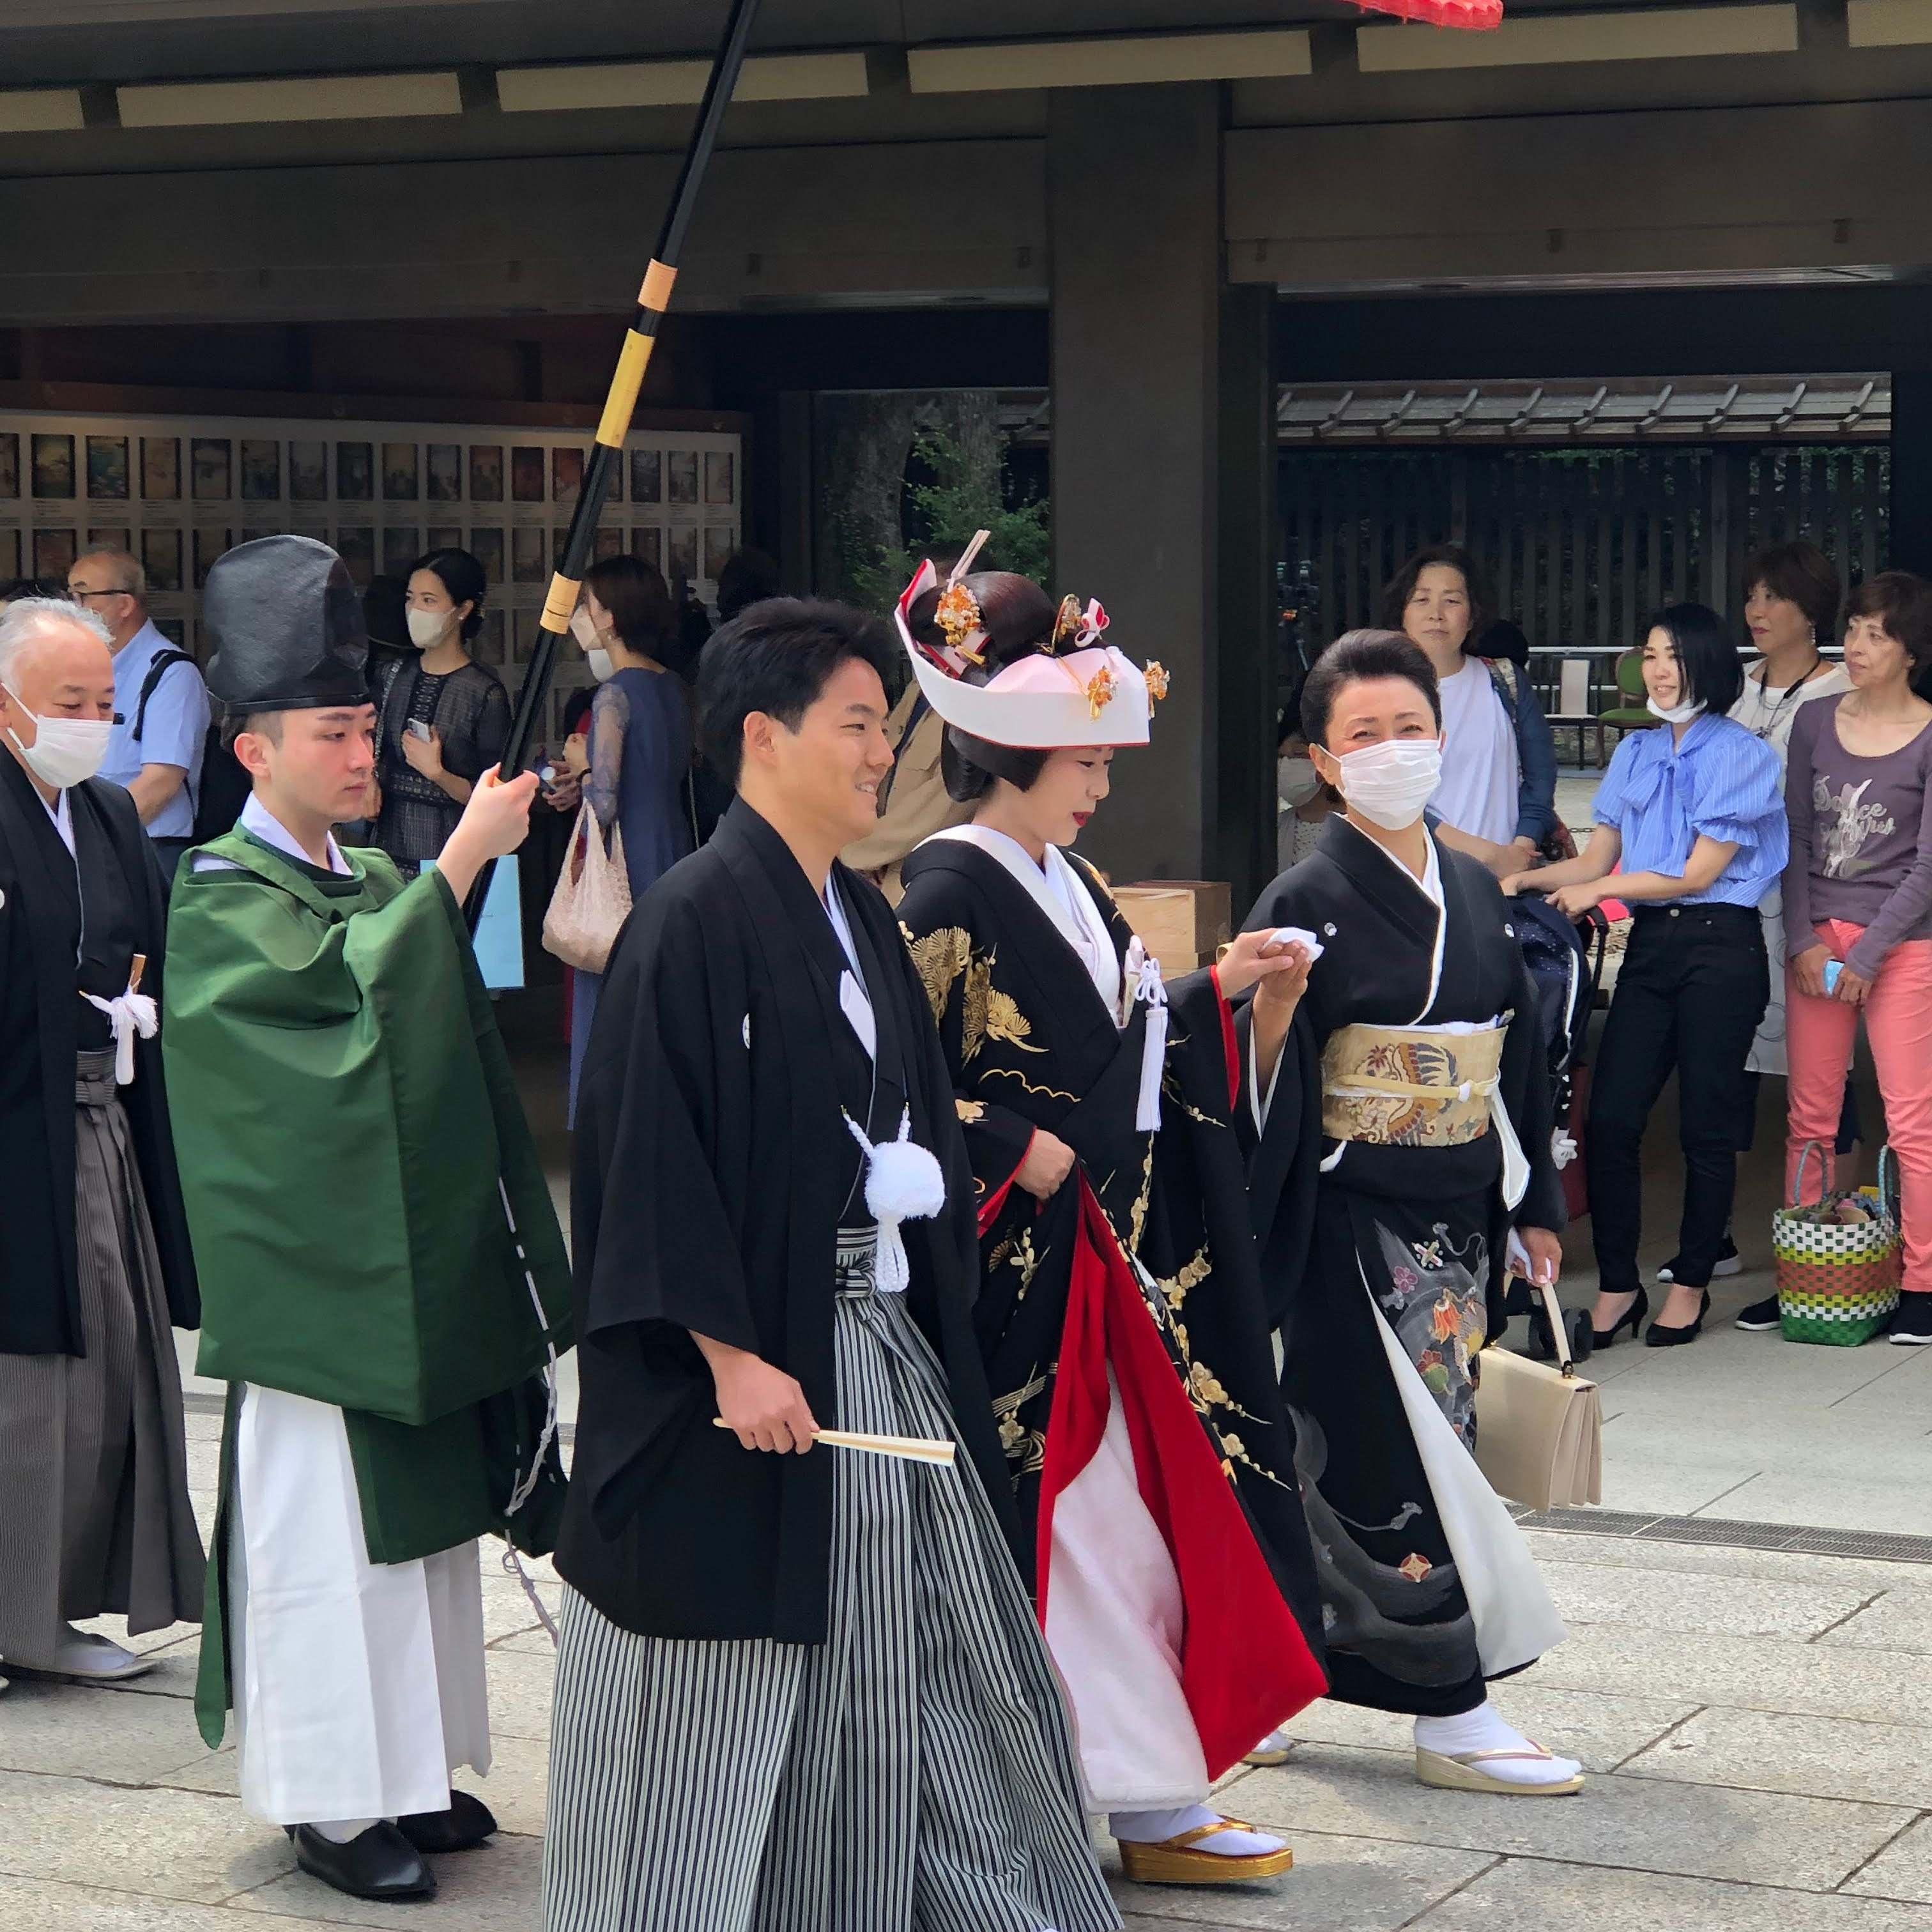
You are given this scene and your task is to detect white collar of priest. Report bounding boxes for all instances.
[820,871,876,1062]
[40,783,75,857]
[240,792,349,877]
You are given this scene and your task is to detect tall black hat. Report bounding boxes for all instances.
[203,535,369,710]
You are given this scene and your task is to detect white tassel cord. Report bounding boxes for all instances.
[1121,940,1168,1133]
[843,1108,946,1296]
[81,989,157,1087]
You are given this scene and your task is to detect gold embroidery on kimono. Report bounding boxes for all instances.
[1319,1022,1506,1148]
[903,923,971,1029]
[955,1097,986,1124]
[992,1368,1051,1474]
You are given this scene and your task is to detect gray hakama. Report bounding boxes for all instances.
[0,1048,204,1659]
[543,1230,1119,1932]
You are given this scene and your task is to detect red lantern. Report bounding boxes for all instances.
[1342,0,1503,26]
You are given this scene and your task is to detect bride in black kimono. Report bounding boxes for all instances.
[1241,629,1581,1797]
[893,544,1327,1887]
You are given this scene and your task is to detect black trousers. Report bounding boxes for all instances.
[1587,903,1769,1296]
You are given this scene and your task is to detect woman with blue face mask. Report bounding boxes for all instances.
[1505,604,1787,1348]
[1242,629,1580,1799]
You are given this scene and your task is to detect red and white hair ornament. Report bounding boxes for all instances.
[892,528,1152,750]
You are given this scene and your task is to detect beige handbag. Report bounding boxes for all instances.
[1472,1282,1602,1511]
[542,801,631,973]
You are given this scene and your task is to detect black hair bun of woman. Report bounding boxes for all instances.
[908,571,1059,803]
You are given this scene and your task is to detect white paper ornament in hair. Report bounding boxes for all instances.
[845,1109,947,1296]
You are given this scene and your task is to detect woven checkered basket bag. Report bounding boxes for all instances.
[1775,1142,1902,1346]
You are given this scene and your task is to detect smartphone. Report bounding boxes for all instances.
[536,762,560,796]
[406,719,434,743]
[1823,959,1844,994]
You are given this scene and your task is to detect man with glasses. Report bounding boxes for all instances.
[68,549,210,885]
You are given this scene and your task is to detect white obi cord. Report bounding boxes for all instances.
[1119,939,1167,1134]
[844,1109,947,1294]
[81,989,158,1087]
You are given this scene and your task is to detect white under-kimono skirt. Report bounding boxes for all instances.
[229,1384,491,1827]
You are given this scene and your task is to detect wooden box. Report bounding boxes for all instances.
[1113,879,1231,977]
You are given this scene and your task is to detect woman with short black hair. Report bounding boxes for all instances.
[1505,603,1788,1346]
[371,548,509,875]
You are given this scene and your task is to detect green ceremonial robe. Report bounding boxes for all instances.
[163,829,573,1747]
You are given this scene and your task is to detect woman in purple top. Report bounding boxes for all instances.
[1782,572,1932,1338]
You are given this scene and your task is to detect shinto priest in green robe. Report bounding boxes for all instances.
[162,536,571,1841]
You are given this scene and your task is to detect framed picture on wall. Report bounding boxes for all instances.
[87,436,130,501]
[631,525,662,570]
[0,530,18,578]
[86,527,130,554]
[511,526,545,584]
[703,526,734,580]
[240,439,282,502]
[194,528,231,588]
[552,447,584,508]
[382,443,419,501]
[32,434,75,498]
[141,437,180,501]
[666,523,697,583]
[289,440,328,502]
[667,451,698,504]
[630,448,661,503]
[336,526,374,586]
[594,525,623,560]
[470,527,504,586]
[34,529,76,578]
[337,442,373,501]
[426,443,462,503]
[427,525,462,554]
[383,528,420,578]
[704,450,735,506]
[191,438,231,501]
[510,447,545,503]
[469,445,503,502]
[0,432,19,499]
[142,526,183,592]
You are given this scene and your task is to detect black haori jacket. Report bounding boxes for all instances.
[558,797,1016,1643]
[0,753,199,1355]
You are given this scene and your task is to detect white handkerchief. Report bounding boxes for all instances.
[1270,925,1325,963]
[839,968,877,1062]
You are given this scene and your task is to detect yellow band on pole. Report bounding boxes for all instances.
[595,330,656,449]
[541,572,583,631]
[638,258,678,312]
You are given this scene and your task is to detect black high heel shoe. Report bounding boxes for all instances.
[1591,1288,1647,1350]
[1646,1288,1711,1348]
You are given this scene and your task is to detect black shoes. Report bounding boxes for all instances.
[399,1790,498,1854]
[1736,1294,1782,1333]
[1591,1288,1648,1349]
[288,1823,435,1901]
[1646,1289,1711,1348]
[1890,1295,1932,1347]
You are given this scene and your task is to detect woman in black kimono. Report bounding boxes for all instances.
[1241,629,1581,1797]
[894,549,1326,1887]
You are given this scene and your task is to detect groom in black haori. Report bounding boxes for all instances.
[0,595,203,1692]
[547,597,1117,1932]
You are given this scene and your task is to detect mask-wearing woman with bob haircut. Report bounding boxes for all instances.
[1505,603,1787,1348]
[893,543,1326,1887]
[1241,627,1579,1798]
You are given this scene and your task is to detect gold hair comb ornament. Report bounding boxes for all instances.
[1144,661,1169,707]
[935,580,985,665]
[1050,594,1084,652]
[1082,663,1117,719]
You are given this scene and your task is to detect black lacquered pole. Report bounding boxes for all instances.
[467,0,763,928]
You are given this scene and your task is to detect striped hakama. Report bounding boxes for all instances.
[0,1050,203,1659]
[543,1229,1119,1932]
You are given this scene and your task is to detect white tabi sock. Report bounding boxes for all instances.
[1414,1701,1581,1786]
[1109,1804,1284,1856]
[306,1818,383,1844]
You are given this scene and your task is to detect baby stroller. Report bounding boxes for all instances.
[1503,894,1609,1363]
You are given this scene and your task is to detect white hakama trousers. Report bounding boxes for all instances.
[229,1384,491,1827]
[1042,1371,1209,1813]
[542,1236,1117,1932]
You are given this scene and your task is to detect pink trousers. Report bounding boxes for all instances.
[1785,921,1932,1296]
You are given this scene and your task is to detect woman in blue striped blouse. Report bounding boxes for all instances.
[1502,604,1787,1349]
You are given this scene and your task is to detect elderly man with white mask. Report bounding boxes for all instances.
[0,598,204,1692]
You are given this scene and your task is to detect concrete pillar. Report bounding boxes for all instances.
[1891,371,1932,579]
[1048,83,1278,904]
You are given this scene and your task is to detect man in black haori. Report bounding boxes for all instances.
[545,597,1117,1932]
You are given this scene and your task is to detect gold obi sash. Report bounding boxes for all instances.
[1320,1022,1508,1149]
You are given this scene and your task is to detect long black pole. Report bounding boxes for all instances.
[467,0,763,928]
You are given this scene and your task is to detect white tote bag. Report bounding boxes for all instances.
[542,801,631,973]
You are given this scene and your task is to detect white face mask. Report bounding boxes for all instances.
[1278,755,1320,808]
[2,683,113,790]
[406,607,450,650]
[1330,736,1443,831]
[586,648,615,684]
[1646,694,1705,725]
